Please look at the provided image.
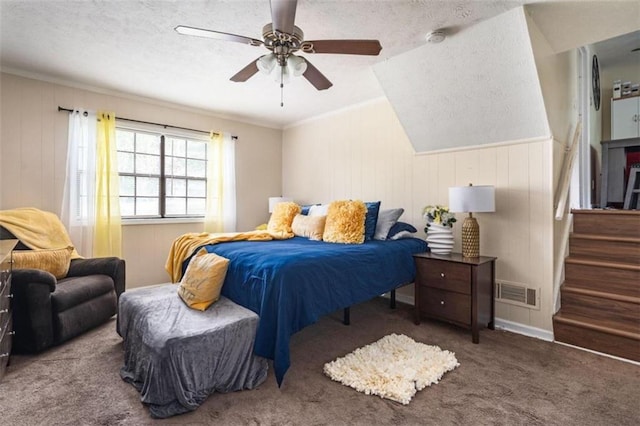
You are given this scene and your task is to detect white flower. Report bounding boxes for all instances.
[422,205,457,228]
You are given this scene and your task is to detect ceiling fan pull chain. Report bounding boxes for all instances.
[281,66,285,107]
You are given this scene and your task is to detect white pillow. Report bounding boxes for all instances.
[374,208,404,240]
[308,204,329,216]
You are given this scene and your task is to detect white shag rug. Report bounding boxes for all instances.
[323,334,459,405]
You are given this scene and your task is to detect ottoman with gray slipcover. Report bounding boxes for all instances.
[117,284,268,418]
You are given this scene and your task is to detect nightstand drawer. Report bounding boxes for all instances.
[0,278,10,324]
[419,287,470,326]
[415,259,471,294]
[0,316,12,380]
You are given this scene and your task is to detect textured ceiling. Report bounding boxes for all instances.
[0,1,636,128]
[0,0,526,128]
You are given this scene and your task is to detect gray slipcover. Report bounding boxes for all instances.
[118,284,268,418]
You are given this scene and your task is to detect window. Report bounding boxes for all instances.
[116,127,208,218]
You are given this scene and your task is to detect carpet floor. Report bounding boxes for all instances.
[1,297,638,425]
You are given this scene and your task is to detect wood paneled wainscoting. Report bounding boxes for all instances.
[553,209,640,361]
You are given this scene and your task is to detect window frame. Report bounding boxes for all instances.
[115,123,210,221]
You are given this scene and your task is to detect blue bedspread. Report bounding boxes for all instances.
[182,236,428,385]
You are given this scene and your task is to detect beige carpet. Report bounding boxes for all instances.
[1,297,639,425]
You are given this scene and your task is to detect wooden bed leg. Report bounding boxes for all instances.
[343,307,350,325]
[390,289,396,309]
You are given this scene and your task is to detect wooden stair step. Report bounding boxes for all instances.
[561,285,640,304]
[553,313,640,362]
[554,312,640,340]
[571,233,640,244]
[565,256,640,271]
[559,285,640,326]
[571,209,640,239]
[569,234,640,264]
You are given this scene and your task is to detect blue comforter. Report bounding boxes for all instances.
[182,236,428,385]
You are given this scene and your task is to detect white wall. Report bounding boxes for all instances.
[283,99,555,332]
[525,9,580,314]
[0,72,283,287]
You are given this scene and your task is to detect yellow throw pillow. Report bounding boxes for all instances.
[13,246,74,279]
[177,248,230,311]
[267,201,301,239]
[291,214,327,241]
[323,200,367,244]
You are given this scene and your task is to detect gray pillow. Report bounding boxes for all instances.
[373,208,404,240]
[390,230,416,240]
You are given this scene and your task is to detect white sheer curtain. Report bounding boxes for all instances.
[204,133,236,233]
[222,134,236,232]
[61,110,97,257]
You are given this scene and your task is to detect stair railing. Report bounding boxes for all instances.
[552,121,581,313]
[555,121,581,221]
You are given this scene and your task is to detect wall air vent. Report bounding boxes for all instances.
[495,280,539,310]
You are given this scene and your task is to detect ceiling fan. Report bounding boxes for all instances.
[175,0,382,93]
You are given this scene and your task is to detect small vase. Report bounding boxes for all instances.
[425,223,454,255]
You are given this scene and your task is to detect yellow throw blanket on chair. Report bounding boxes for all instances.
[0,207,82,259]
[165,230,293,283]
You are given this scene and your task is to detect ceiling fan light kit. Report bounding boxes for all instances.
[175,0,382,105]
[257,53,277,74]
[287,54,307,76]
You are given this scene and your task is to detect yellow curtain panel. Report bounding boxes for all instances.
[94,112,122,257]
[204,132,224,233]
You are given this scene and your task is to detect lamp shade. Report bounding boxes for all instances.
[268,196,293,213]
[449,185,495,213]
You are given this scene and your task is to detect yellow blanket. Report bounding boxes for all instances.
[0,207,82,259]
[165,230,292,283]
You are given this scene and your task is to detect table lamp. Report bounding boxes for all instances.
[268,196,293,213]
[448,184,495,258]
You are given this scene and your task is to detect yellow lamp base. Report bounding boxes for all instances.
[461,215,480,258]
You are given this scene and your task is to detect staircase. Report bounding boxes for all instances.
[553,209,640,361]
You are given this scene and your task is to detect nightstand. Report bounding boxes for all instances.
[413,252,496,343]
[1,239,17,381]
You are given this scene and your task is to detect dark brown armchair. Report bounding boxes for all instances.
[1,227,125,353]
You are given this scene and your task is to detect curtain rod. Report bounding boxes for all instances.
[57,106,237,139]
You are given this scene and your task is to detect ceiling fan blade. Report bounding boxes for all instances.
[302,59,332,91]
[175,25,263,47]
[301,40,382,56]
[230,59,260,82]
[270,0,297,35]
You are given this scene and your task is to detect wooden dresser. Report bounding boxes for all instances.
[413,252,496,343]
[0,239,18,381]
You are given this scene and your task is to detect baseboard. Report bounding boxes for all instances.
[554,341,640,366]
[493,318,554,342]
[383,292,555,342]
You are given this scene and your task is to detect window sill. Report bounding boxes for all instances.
[121,217,204,226]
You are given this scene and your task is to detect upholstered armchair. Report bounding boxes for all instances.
[1,222,125,353]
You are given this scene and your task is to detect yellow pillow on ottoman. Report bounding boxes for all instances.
[267,201,301,239]
[291,214,326,241]
[13,246,74,279]
[177,248,230,311]
[323,200,367,244]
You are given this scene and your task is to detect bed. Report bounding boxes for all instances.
[180,235,428,386]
